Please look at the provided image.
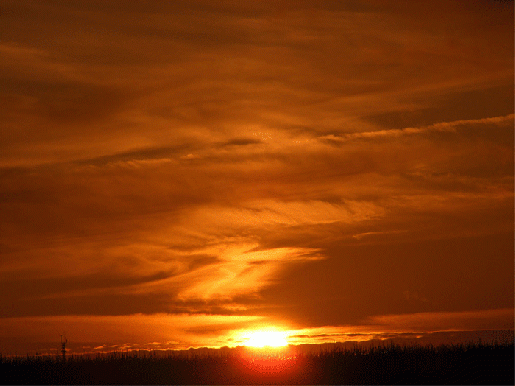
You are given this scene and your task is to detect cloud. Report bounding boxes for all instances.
[182,200,383,232]
[319,113,514,144]
[173,245,322,301]
[0,308,511,354]
[0,0,512,353]
[366,308,515,332]
[0,313,269,352]
[219,138,263,147]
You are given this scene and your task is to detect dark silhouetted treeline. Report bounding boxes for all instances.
[1,342,513,384]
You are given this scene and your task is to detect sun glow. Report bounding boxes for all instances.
[242,330,289,348]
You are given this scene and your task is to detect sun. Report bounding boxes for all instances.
[243,330,289,348]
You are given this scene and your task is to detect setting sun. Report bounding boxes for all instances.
[243,330,289,348]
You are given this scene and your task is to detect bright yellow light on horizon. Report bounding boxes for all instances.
[242,330,289,348]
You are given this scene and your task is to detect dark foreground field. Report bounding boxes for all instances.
[1,342,513,384]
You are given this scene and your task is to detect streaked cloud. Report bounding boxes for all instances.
[0,0,512,354]
[319,113,514,143]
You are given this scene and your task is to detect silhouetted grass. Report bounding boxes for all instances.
[1,342,513,384]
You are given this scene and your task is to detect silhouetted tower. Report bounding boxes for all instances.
[61,335,67,361]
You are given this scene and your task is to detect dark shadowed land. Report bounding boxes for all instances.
[1,341,513,385]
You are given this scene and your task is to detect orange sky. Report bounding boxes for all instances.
[0,0,513,355]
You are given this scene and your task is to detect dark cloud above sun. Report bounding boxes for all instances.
[0,0,512,353]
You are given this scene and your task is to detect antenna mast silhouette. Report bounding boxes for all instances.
[61,334,67,361]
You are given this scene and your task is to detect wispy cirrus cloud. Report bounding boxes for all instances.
[0,0,512,354]
[319,114,514,143]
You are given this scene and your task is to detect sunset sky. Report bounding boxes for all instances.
[0,0,513,354]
